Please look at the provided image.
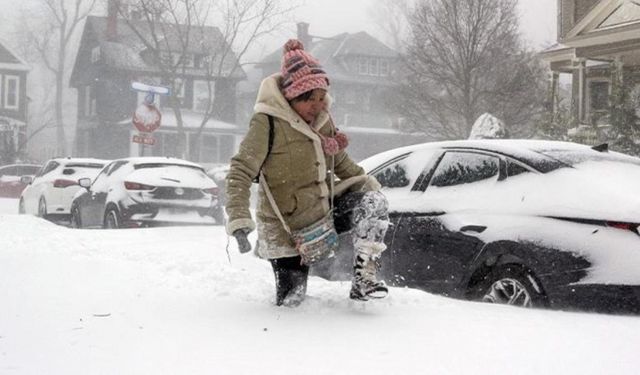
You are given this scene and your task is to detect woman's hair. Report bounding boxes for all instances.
[289,90,316,104]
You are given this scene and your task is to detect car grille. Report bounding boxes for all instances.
[150,187,205,200]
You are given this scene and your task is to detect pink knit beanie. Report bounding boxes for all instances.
[280,39,329,100]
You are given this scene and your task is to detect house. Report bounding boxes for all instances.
[254,23,424,160]
[0,40,29,164]
[541,0,640,144]
[69,1,246,164]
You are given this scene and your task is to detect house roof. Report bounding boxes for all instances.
[562,0,640,47]
[542,0,640,68]
[0,39,30,72]
[72,16,245,81]
[259,31,398,85]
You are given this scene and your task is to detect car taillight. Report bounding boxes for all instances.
[203,187,219,196]
[606,221,640,234]
[124,181,155,190]
[53,179,77,188]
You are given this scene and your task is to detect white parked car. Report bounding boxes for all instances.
[70,157,222,228]
[19,158,108,219]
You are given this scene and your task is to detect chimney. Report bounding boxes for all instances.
[296,22,311,48]
[106,0,120,41]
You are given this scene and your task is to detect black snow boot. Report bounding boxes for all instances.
[270,256,309,307]
[350,241,388,301]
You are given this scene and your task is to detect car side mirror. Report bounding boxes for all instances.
[20,175,33,185]
[78,177,92,189]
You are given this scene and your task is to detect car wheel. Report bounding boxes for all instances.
[471,264,547,308]
[70,206,82,228]
[104,207,121,229]
[18,198,25,214]
[37,197,48,219]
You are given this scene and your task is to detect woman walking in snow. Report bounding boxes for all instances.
[225,39,390,306]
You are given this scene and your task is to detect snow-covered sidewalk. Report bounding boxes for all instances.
[1,211,640,374]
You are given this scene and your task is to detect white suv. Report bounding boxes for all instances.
[19,157,108,220]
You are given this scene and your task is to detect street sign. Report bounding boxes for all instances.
[132,133,156,145]
[132,103,162,133]
[131,82,171,95]
[130,82,169,154]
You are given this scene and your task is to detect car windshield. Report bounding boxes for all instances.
[538,149,640,167]
[134,163,204,172]
[64,163,105,169]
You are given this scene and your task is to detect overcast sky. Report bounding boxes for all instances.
[288,0,558,49]
[0,0,559,63]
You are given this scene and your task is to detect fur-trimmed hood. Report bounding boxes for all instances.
[253,73,333,132]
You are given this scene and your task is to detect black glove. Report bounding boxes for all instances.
[233,228,252,254]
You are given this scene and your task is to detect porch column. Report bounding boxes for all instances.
[549,71,560,113]
[577,59,587,124]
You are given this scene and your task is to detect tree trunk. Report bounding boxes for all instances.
[56,29,67,156]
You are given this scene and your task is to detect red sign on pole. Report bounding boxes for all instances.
[132,103,162,133]
[132,133,156,145]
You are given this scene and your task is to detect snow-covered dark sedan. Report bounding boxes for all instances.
[70,157,223,228]
[316,139,640,314]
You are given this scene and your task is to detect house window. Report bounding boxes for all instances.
[152,132,180,157]
[368,59,378,76]
[219,135,234,162]
[193,80,215,112]
[4,75,19,110]
[173,78,186,99]
[91,46,101,63]
[358,57,386,76]
[200,134,219,162]
[358,58,368,75]
[379,60,389,76]
[589,80,610,112]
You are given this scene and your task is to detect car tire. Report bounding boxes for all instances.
[104,207,121,229]
[37,197,48,219]
[18,198,25,214]
[70,206,82,229]
[470,264,547,309]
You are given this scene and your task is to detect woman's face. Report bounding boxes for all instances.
[291,89,327,123]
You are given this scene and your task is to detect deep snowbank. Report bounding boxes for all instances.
[1,213,640,375]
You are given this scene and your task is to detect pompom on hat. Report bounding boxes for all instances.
[280,39,330,100]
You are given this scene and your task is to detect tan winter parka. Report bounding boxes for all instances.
[225,74,379,259]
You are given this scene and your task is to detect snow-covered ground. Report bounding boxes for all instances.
[1,197,640,374]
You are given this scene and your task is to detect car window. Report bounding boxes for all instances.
[134,163,204,172]
[91,161,132,193]
[0,166,17,176]
[507,160,531,177]
[18,165,40,175]
[37,161,60,177]
[107,160,129,176]
[370,149,439,193]
[428,152,500,188]
[373,157,411,189]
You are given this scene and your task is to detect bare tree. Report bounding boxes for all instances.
[116,0,296,158]
[25,0,98,155]
[397,0,547,140]
[366,0,412,52]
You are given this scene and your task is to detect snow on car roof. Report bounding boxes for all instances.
[118,157,204,169]
[359,139,622,173]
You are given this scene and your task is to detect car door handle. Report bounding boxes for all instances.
[460,225,486,233]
